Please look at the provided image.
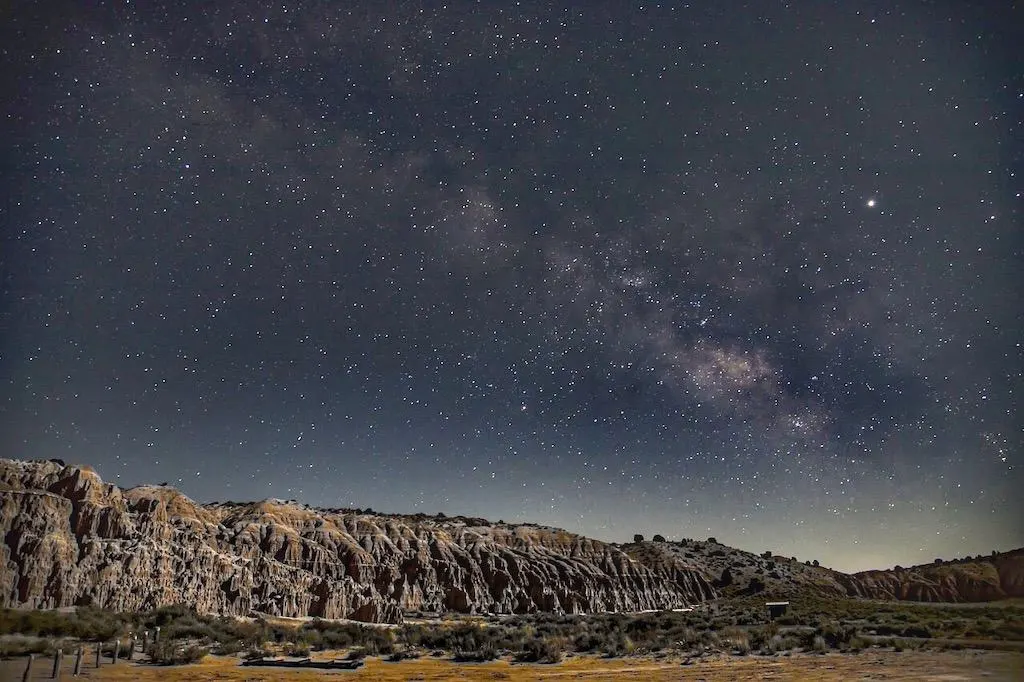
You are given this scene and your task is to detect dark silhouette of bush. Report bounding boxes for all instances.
[633,534,645,543]
[746,577,765,594]
[653,534,666,542]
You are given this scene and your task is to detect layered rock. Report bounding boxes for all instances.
[0,459,715,623]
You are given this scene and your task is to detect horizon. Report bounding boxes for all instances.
[2,2,1020,579]
[10,456,1017,575]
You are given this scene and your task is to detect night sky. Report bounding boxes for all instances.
[2,1,1021,573]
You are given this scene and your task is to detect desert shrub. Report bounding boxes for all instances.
[212,639,244,655]
[846,636,868,652]
[146,604,196,628]
[388,648,421,661]
[232,620,268,647]
[162,619,216,642]
[601,630,635,657]
[284,642,311,657]
[901,625,931,639]
[813,622,862,649]
[517,636,565,663]
[572,629,604,652]
[812,635,828,652]
[719,626,750,655]
[453,643,498,662]
[148,640,207,665]
[765,634,799,653]
[0,608,127,641]
[300,620,381,650]
[0,635,53,657]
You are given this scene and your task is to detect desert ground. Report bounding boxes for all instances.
[4,648,1023,681]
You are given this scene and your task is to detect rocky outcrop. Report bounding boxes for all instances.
[0,459,715,623]
[837,551,1024,603]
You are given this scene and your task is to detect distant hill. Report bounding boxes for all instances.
[622,538,850,599]
[623,537,1024,603]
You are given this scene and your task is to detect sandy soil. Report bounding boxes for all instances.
[6,648,1020,681]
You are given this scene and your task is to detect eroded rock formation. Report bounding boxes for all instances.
[0,459,715,623]
[838,551,1024,603]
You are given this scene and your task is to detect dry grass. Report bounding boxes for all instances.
[63,649,1023,682]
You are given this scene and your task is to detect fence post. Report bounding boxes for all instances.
[112,640,120,664]
[95,643,101,668]
[22,653,35,682]
[73,646,83,676]
[51,649,63,679]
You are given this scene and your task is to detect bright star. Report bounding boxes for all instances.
[866,198,877,208]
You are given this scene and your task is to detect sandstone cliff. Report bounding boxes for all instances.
[0,459,715,623]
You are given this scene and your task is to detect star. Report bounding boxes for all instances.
[1,0,1018,574]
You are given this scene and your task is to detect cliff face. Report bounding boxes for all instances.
[0,459,715,623]
[838,551,1024,603]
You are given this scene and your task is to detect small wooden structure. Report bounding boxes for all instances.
[765,601,790,619]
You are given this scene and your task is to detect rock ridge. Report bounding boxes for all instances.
[0,459,715,623]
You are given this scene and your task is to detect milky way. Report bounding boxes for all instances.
[2,2,1020,571]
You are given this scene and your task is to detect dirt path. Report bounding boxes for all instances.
[4,648,1015,681]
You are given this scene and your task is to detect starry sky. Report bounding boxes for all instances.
[2,1,1021,573]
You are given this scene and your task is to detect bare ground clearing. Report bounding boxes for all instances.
[4,648,1020,681]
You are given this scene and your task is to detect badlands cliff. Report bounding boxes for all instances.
[0,459,714,623]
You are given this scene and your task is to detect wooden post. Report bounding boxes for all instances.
[112,639,120,664]
[73,647,83,676]
[51,649,63,679]
[154,626,160,642]
[95,643,101,668]
[142,630,149,651]
[22,654,35,682]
